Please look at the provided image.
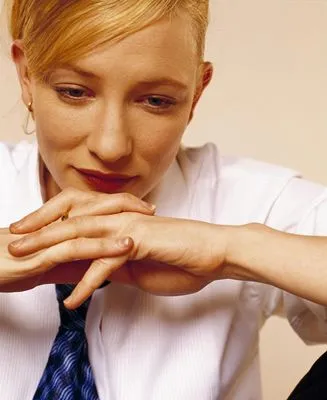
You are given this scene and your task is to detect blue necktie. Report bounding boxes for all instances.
[33,284,99,400]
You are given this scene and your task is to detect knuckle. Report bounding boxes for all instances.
[32,254,52,273]
[88,190,101,201]
[67,238,83,255]
[125,211,145,224]
[104,193,121,208]
[96,239,108,254]
[71,214,83,224]
[92,216,108,235]
[121,192,135,204]
[72,214,90,226]
[83,276,101,292]
[94,257,110,268]
[28,207,46,222]
[26,230,42,243]
[39,224,50,234]
[64,187,89,202]
[95,237,109,250]
[114,215,138,240]
[62,186,77,197]
[131,218,145,237]
[66,218,80,238]
[25,210,38,220]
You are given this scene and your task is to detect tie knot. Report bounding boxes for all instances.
[56,284,90,331]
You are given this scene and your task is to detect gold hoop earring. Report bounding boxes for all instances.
[27,101,33,113]
[23,101,36,135]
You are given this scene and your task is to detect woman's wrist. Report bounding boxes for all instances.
[224,222,327,305]
[221,223,273,283]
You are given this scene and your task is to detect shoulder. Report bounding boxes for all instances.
[177,143,327,231]
[178,142,300,206]
[178,142,300,185]
[267,177,327,234]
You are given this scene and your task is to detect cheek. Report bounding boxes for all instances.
[33,89,92,150]
[134,110,190,167]
[35,108,88,150]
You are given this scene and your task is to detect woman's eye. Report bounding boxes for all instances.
[55,87,92,101]
[144,96,175,110]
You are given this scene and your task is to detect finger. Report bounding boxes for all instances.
[9,188,90,233]
[69,192,155,219]
[9,214,126,256]
[10,190,155,234]
[9,215,103,256]
[64,253,130,309]
[37,237,133,273]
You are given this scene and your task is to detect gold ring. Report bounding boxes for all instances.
[61,212,69,221]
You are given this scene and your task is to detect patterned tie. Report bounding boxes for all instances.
[33,284,99,400]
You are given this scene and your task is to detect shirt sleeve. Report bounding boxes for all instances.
[283,191,327,344]
[264,179,327,344]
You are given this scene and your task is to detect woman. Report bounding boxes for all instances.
[2,0,327,399]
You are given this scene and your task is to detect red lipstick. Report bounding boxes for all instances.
[76,168,137,193]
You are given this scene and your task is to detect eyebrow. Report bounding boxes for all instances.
[60,65,189,91]
[136,78,189,91]
[62,65,98,79]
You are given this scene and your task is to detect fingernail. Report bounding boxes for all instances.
[142,201,156,211]
[10,221,23,231]
[64,295,73,308]
[116,237,132,248]
[10,239,24,249]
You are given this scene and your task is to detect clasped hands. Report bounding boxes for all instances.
[4,188,235,309]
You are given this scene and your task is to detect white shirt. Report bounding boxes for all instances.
[1,140,327,400]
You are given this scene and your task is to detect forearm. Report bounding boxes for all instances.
[224,223,327,305]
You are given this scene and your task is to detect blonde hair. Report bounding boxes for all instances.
[6,0,209,80]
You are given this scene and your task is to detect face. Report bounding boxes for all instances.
[14,13,213,200]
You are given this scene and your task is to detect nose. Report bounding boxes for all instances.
[87,104,133,164]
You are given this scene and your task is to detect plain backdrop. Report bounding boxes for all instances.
[1,1,327,399]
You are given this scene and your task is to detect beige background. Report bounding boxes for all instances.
[1,1,327,399]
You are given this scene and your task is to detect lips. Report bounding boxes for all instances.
[76,168,137,193]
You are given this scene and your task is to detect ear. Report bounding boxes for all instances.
[189,62,213,123]
[11,40,33,108]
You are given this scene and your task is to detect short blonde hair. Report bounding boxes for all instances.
[6,0,209,80]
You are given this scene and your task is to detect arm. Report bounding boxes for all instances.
[225,223,327,306]
[8,206,327,308]
[7,183,327,309]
